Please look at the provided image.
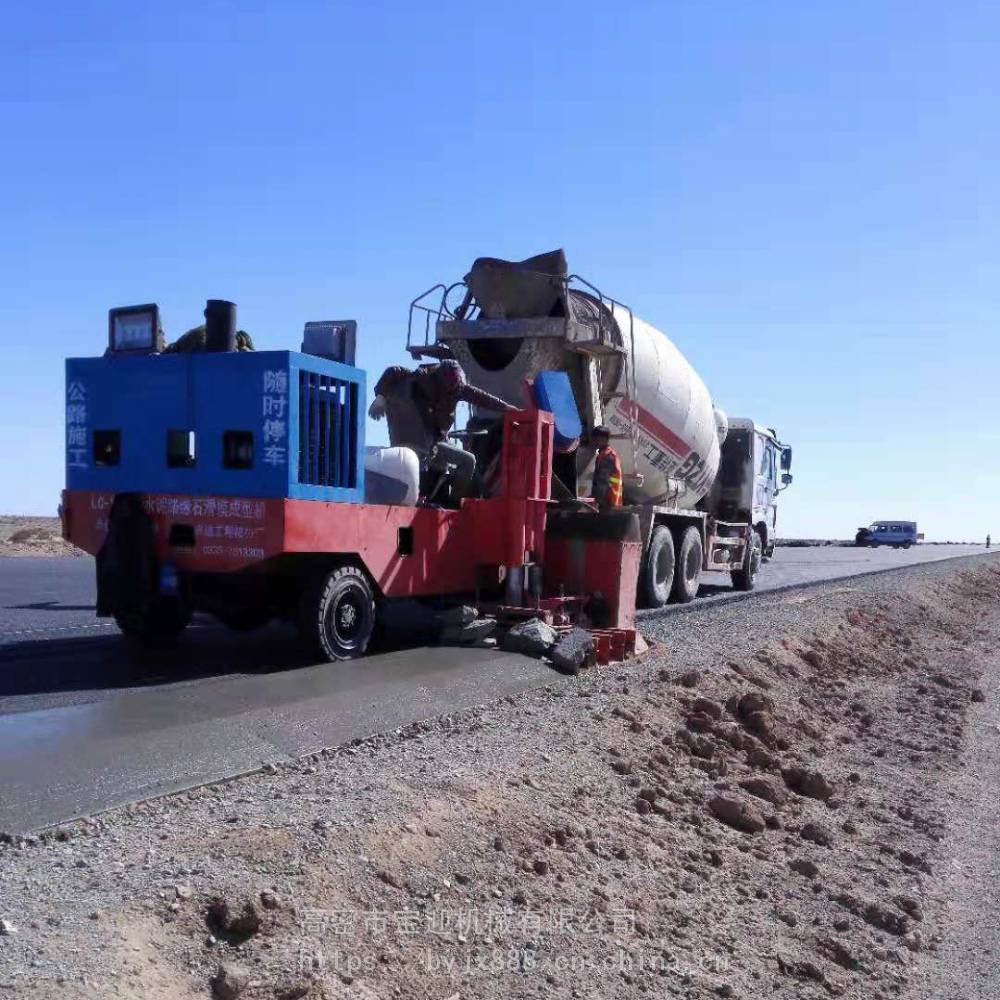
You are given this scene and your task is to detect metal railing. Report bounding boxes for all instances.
[405,269,640,459]
[406,282,472,355]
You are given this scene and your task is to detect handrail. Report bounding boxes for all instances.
[406,283,449,352]
[406,267,642,468]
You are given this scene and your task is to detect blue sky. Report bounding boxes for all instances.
[1,1,996,540]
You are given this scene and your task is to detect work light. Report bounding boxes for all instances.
[108,303,162,353]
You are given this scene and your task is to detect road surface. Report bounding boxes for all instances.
[0,543,992,833]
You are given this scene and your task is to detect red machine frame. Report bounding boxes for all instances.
[64,404,640,638]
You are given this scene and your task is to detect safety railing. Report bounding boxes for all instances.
[405,270,640,459]
[406,282,473,356]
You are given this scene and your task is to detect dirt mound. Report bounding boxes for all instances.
[0,516,82,557]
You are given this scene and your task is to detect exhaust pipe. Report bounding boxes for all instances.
[204,299,237,352]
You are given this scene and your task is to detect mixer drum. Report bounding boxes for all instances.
[600,306,720,508]
[441,271,723,510]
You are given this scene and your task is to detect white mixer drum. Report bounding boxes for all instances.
[603,306,722,508]
[442,293,723,510]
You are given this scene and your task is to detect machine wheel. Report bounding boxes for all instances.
[671,526,703,604]
[641,526,675,609]
[115,597,191,648]
[299,564,376,661]
[731,528,763,592]
[903,541,913,549]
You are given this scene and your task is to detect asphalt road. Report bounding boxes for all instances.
[0,543,992,833]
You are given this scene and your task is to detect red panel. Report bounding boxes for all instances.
[284,500,476,596]
[63,488,551,598]
[543,536,641,629]
[63,490,285,572]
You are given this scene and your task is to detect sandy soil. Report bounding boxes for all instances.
[0,517,81,558]
[1,563,998,999]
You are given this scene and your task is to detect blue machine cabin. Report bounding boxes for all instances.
[65,350,365,502]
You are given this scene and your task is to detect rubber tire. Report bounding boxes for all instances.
[731,528,763,592]
[299,565,376,661]
[115,597,191,648]
[641,526,675,609]
[903,541,913,549]
[671,526,703,604]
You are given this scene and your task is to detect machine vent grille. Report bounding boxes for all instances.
[297,372,358,489]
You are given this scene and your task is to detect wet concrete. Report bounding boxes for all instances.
[0,544,994,833]
[0,644,550,834]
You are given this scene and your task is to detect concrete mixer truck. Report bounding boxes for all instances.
[407,250,793,608]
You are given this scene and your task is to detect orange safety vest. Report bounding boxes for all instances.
[594,445,623,508]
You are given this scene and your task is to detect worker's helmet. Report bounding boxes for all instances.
[438,359,467,389]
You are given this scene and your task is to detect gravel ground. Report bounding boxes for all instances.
[1,555,999,1000]
[0,518,80,558]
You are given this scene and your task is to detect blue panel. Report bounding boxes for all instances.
[534,370,582,452]
[287,353,365,502]
[66,349,366,503]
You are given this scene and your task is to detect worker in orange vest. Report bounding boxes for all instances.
[590,425,623,510]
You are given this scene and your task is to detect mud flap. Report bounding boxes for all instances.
[96,493,158,619]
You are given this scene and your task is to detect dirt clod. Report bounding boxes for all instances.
[211,962,249,1000]
[800,821,834,847]
[708,795,765,834]
[782,765,835,801]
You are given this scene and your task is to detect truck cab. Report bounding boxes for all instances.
[710,418,793,560]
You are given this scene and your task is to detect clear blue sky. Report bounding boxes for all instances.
[1,1,996,540]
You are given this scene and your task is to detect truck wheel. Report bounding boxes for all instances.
[641,526,675,609]
[116,597,191,648]
[731,528,763,592]
[299,565,375,661]
[671,526,702,604]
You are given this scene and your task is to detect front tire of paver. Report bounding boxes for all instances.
[299,565,375,661]
[641,526,675,609]
[115,596,191,648]
[671,526,702,604]
[731,528,763,592]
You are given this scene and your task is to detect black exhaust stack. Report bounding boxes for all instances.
[204,299,237,352]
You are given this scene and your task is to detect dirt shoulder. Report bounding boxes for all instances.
[1,563,999,999]
[0,517,81,558]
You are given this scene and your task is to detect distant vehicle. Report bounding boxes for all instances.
[855,521,922,549]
